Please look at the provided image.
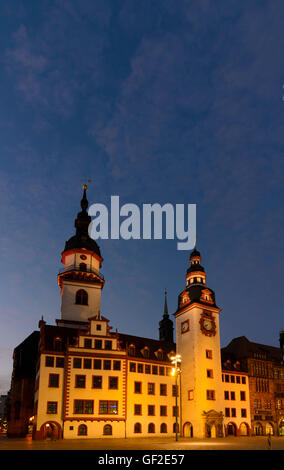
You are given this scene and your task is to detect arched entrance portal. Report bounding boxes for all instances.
[279,420,284,436]
[183,422,193,438]
[254,422,263,436]
[41,421,62,440]
[239,422,249,436]
[227,422,237,436]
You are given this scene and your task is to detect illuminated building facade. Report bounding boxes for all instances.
[6,187,284,439]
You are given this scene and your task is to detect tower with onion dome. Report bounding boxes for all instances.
[57,185,105,327]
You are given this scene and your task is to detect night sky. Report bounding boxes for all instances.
[0,0,284,395]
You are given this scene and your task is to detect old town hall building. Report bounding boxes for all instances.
[7,187,284,439]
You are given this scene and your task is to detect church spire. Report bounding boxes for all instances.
[159,289,174,343]
[163,289,169,317]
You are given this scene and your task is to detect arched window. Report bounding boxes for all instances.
[143,348,150,358]
[173,422,179,433]
[103,424,112,435]
[160,423,167,433]
[148,423,155,433]
[78,424,87,436]
[134,423,141,433]
[79,263,87,271]
[75,289,88,305]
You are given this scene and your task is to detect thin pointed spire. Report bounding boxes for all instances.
[164,289,169,317]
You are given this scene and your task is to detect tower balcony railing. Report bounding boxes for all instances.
[58,264,104,280]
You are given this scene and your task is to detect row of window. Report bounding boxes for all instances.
[224,391,246,401]
[225,408,247,418]
[253,399,274,409]
[222,374,247,384]
[255,379,269,393]
[82,338,113,350]
[134,381,179,396]
[129,363,171,376]
[74,423,180,436]
[47,400,179,418]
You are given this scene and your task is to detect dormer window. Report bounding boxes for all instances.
[157,350,164,360]
[54,337,63,351]
[129,345,135,356]
[143,348,150,359]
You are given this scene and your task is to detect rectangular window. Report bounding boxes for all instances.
[236,376,241,384]
[105,340,112,350]
[242,377,246,384]
[160,405,167,416]
[230,375,235,383]
[47,401,58,414]
[83,358,92,369]
[152,365,158,375]
[225,375,229,383]
[148,383,155,395]
[73,358,82,369]
[224,391,229,400]
[230,391,235,400]
[96,324,101,330]
[94,359,102,370]
[92,376,102,389]
[148,405,155,416]
[225,408,230,417]
[134,404,142,415]
[103,360,111,370]
[84,338,92,349]
[172,406,179,417]
[172,385,179,397]
[56,357,64,368]
[109,377,118,389]
[206,390,215,400]
[130,362,136,372]
[74,400,94,414]
[95,339,102,349]
[113,361,121,371]
[240,391,246,401]
[134,382,142,394]
[206,350,213,359]
[188,389,194,400]
[49,374,59,388]
[231,408,236,417]
[99,400,118,415]
[207,369,213,378]
[145,364,151,374]
[241,409,247,418]
[137,363,143,373]
[45,356,54,367]
[159,366,165,376]
[160,384,167,396]
[75,375,86,388]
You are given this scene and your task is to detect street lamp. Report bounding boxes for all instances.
[171,354,181,441]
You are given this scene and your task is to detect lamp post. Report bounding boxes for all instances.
[171,354,181,442]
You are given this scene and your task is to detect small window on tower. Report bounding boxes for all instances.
[79,262,87,271]
[75,289,88,305]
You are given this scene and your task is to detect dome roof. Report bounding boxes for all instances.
[190,247,201,258]
[62,185,102,259]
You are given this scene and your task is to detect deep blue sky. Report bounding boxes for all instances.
[0,0,284,394]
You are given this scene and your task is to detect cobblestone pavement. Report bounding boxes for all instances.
[1,435,284,450]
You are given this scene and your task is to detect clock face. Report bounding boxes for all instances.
[181,320,189,334]
[203,319,213,331]
[200,313,216,336]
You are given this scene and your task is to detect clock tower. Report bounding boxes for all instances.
[175,247,224,438]
[57,185,105,328]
